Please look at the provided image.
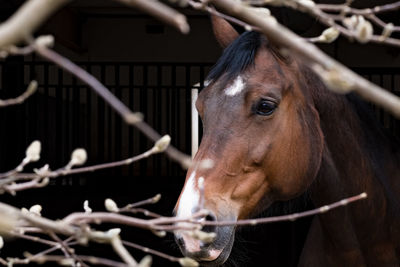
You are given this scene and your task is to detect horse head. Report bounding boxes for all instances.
[174,17,325,266]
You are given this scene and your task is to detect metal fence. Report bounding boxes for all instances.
[0,61,398,186]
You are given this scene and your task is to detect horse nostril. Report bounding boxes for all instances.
[176,236,185,248]
[202,211,217,233]
[205,213,217,222]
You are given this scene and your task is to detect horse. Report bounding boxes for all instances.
[173,17,400,266]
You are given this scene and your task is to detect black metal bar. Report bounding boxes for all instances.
[57,68,63,165]
[115,64,122,176]
[98,65,105,163]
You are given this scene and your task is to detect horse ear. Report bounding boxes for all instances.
[211,15,239,48]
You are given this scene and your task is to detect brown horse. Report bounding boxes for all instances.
[174,17,400,266]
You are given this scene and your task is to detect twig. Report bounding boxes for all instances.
[110,235,138,266]
[114,0,189,34]
[49,232,89,267]
[33,45,191,169]
[122,240,182,263]
[207,0,400,118]
[0,81,38,107]
[188,0,259,31]
[317,1,400,15]
[2,144,162,194]
[120,194,161,210]
[203,192,367,227]
[0,0,70,48]
[29,255,129,267]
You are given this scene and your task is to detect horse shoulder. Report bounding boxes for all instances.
[298,217,366,267]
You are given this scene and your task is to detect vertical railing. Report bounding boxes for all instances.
[1,62,397,184]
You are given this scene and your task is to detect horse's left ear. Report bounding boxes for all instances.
[211,15,239,48]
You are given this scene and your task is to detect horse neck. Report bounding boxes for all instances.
[309,83,400,232]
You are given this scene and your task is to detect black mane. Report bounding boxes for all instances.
[207,31,262,82]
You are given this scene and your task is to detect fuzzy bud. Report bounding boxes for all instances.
[179,257,199,267]
[249,7,271,17]
[152,194,161,203]
[188,230,216,243]
[0,236,3,249]
[199,158,214,170]
[35,35,54,48]
[313,65,354,94]
[151,230,166,237]
[83,200,92,214]
[138,255,152,267]
[297,0,315,8]
[318,27,340,43]
[343,15,373,43]
[25,140,41,162]
[153,135,171,153]
[105,198,119,212]
[29,205,42,216]
[107,228,121,238]
[69,148,87,166]
[355,18,373,43]
[380,23,393,41]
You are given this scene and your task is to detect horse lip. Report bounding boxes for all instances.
[198,249,222,261]
[197,230,235,266]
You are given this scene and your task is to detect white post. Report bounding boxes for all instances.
[191,87,199,159]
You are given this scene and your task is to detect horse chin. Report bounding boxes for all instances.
[177,225,236,267]
[198,230,235,267]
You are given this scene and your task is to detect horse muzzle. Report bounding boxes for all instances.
[174,211,236,266]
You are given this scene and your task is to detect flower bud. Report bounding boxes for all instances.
[179,257,199,267]
[107,228,121,238]
[83,200,92,214]
[26,140,41,162]
[70,148,87,166]
[138,255,152,267]
[105,198,119,212]
[153,135,171,153]
[355,18,373,43]
[35,35,54,48]
[298,0,315,8]
[0,236,3,249]
[29,205,42,216]
[318,27,340,43]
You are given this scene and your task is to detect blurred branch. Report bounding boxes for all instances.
[114,0,190,34]
[33,44,191,169]
[0,193,366,266]
[0,81,37,107]
[316,1,400,15]
[0,136,171,194]
[203,0,400,119]
[0,0,70,48]
[245,0,400,47]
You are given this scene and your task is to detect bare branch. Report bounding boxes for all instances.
[206,0,400,118]
[115,0,189,34]
[0,81,38,107]
[0,0,70,48]
[203,192,367,227]
[33,45,191,169]
[317,1,400,15]
[122,240,182,263]
[110,233,138,266]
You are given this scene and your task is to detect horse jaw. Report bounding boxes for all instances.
[175,226,236,266]
[174,170,238,266]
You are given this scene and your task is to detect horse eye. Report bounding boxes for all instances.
[255,100,276,116]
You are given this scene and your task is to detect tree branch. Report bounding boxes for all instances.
[0,81,38,107]
[206,0,400,118]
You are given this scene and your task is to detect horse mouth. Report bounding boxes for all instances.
[175,224,236,267]
[196,230,235,267]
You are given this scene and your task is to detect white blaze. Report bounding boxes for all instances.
[176,171,200,218]
[225,76,245,96]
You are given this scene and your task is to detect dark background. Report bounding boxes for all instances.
[0,0,399,266]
